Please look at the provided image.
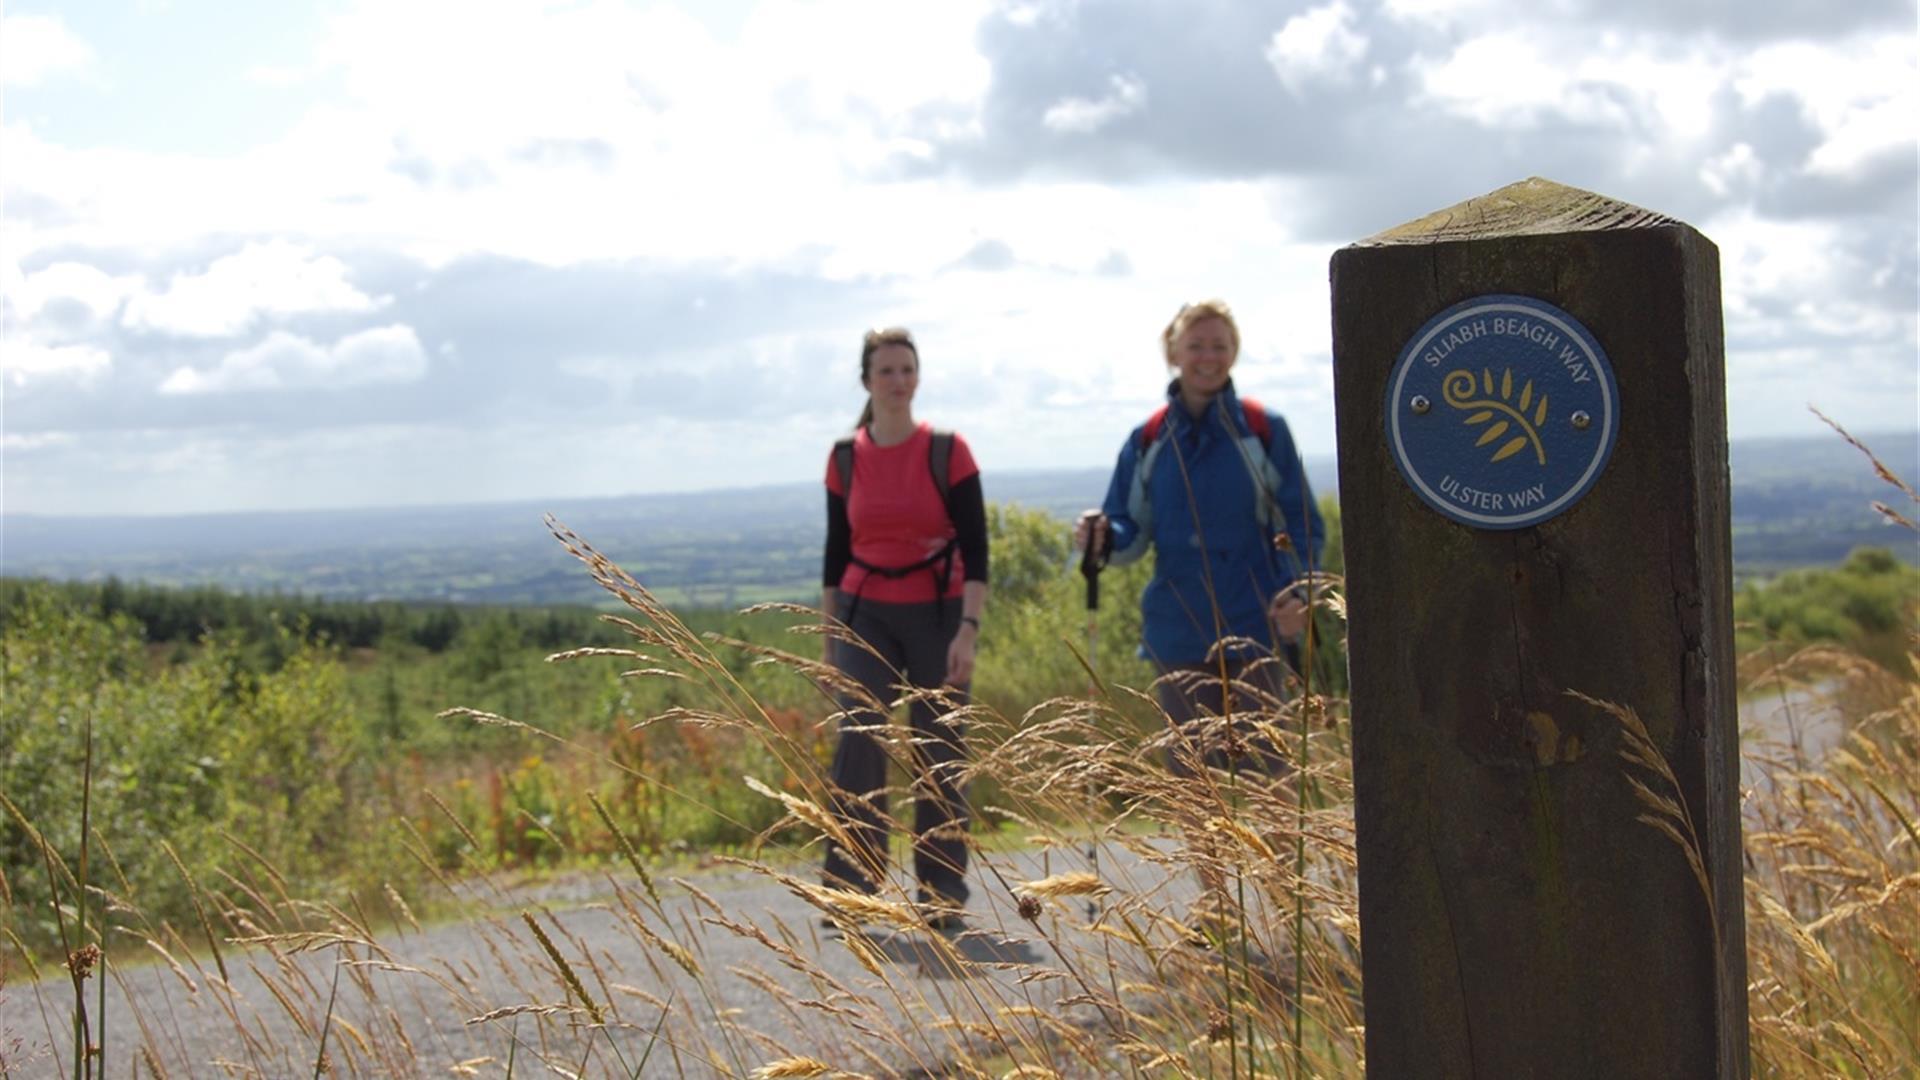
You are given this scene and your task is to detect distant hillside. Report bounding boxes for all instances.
[2,434,1912,605]
[0,465,1155,608]
[1726,429,1919,576]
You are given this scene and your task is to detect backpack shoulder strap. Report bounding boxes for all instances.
[926,429,955,519]
[1138,404,1172,450]
[832,436,856,497]
[1238,397,1272,446]
[1143,398,1271,446]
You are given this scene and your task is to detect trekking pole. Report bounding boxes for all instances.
[1078,524,1105,920]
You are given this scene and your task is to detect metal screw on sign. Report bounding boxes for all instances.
[1410,395,1431,415]
[1571,410,1592,430]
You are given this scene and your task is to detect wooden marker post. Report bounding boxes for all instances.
[1330,178,1749,1078]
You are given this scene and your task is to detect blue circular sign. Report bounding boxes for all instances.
[1386,294,1618,530]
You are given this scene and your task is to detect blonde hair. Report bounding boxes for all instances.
[1161,299,1240,366]
[855,326,918,429]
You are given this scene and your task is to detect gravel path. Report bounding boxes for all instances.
[1738,679,1849,795]
[3,841,1207,1078]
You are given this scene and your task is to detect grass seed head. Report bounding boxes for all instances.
[750,1057,833,1078]
[66,943,101,979]
[1016,871,1109,900]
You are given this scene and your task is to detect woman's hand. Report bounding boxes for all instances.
[1073,510,1107,554]
[945,621,978,686]
[1269,590,1310,641]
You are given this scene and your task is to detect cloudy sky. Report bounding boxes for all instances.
[3,0,1914,516]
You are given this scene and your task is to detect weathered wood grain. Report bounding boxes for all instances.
[1357,176,1681,246]
[1331,177,1748,1079]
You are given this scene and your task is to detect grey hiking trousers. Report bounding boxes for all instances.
[1153,646,1298,779]
[822,597,971,905]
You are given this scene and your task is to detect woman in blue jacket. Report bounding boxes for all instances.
[1075,298,1326,770]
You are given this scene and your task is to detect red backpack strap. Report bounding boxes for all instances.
[1238,398,1272,446]
[1138,404,1172,450]
[1142,401,1269,446]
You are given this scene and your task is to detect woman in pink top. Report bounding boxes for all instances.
[820,327,990,929]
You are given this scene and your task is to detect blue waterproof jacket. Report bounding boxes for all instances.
[1100,379,1326,666]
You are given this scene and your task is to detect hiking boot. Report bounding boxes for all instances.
[922,907,966,933]
[817,878,883,936]
[916,890,966,933]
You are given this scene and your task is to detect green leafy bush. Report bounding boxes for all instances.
[1736,546,1920,677]
[0,585,413,955]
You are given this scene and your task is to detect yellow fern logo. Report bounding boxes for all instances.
[1443,367,1548,465]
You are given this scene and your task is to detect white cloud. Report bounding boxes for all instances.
[292,0,992,265]
[159,324,428,394]
[1410,33,1589,127]
[0,1,1005,277]
[1379,0,1506,20]
[1700,142,1764,198]
[1266,2,1370,94]
[122,241,384,338]
[244,64,311,88]
[1732,37,1917,179]
[5,261,144,323]
[0,14,95,87]
[0,259,126,389]
[1411,31,1725,136]
[1,341,111,387]
[1806,95,1914,177]
[1042,74,1148,134]
[1,431,75,452]
[1708,208,1911,350]
[739,0,992,123]
[0,0,1911,515]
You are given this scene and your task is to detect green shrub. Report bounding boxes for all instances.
[0,585,414,956]
[1736,546,1920,677]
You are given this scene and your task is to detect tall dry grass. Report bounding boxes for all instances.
[4,429,1916,1078]
[1731,416,1919,1076]
[1738,646,1919,1074]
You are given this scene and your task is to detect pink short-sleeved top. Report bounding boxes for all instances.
[825,422,979,603]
